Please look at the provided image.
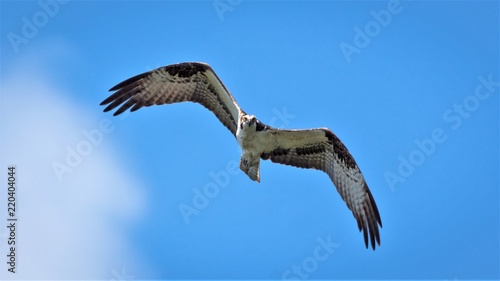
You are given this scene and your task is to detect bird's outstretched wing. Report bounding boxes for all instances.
[100,62,243,136]
[260,127,382,250]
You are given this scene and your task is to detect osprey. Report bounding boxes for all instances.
[101,62,382,250]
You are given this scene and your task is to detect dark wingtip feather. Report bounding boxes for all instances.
[100,98,113,106]
[108,71,150,92]
[370,229,376,250]
[362,226,368,249]
[112,107,126,116]
[100,91,122,106]
[109,84,121,92]
[103,103,117,113]
[100,96,112,106]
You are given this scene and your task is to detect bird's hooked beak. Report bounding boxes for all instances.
[242,115,256,126]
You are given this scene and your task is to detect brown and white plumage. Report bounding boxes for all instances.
[101,62,382,250]
[101,62,242,135]
[259,127,381,249]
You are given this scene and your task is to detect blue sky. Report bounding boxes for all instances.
[0,0,498,280]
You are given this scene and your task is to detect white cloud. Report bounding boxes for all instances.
[0,53,149,279]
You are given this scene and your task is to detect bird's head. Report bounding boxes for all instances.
[241,114,257,129]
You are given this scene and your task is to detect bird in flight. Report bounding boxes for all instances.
[100,62,382,250]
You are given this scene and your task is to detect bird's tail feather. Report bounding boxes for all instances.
[240,157,261,183]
